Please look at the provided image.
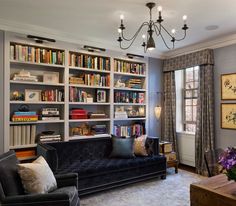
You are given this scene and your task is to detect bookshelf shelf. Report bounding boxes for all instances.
[10,80,65,87]
[114,87,146,92]
[69,118,110,123]
[114,72,146,78]
[69,134,110,140]
[9,144,37,149]
[69,84,110,89]
[10,60,65,68]
[10,101,65,105]
[10,120,65,125]
[114,117,146,121]
[114,103,146,106]
[69,66,110,74]
[69,102,110,105]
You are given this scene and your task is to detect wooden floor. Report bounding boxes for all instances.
[179,164,196,173]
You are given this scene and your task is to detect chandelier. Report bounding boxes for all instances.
[117,2,189,52]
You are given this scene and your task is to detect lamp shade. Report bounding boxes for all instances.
[154,106,162,119]
[147,35,155,50]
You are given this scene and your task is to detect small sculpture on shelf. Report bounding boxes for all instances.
[10,91,24,101]
[12,69,38,82]
[115,79,125,88]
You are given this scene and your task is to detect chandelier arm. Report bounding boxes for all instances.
[159,31,173,50]
[175,30,187,41]
[160,24,174,38]
[119,29,144,50]
[121,22,149,41]
[153,23,161,37]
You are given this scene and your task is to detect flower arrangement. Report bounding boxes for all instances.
[219,147,236,181]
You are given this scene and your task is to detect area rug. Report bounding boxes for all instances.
[80,169,204,206]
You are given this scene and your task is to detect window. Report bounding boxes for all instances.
[183,66,199,133]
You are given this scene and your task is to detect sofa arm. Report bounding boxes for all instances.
[55,173,78,189]
[37,143,58,172]
[146,136,159,156]
[1,193,70,206]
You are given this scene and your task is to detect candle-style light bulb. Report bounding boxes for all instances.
[120,14,124,20]
[183,15,187,24]
[171,29,176,36]
[157,6,162,12]
[118,28,122,34]
[142,34,146,39]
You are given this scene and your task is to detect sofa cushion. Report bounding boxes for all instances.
[134,135,148,156]
[57,156,165,178]
[18,156,57,194]
[51,186,79,206]
[110,137,135,158]
[0,151,24,196]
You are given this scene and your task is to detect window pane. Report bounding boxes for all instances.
[194,81,199,88]
[186,82,194,89]
[185,90,192,98]
[194,67,199,80]
[193,99,198,105]
[186,68,193,82]
[193,89,198,98]
[185,124,196,133]
[185,99,192,106]
[185,106,192,121]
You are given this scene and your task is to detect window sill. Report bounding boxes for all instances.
[177,131,195,136]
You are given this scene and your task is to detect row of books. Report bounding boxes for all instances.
[10,125,36,146]
[69,53,110,71]
[41,89,64,102]
[114,60,145,75]
[114,123,145,137]
[10,44,65,65]
[70,74,110,87]
[114,91,145,103]
[69,87,91,102]
[125,78,143,89]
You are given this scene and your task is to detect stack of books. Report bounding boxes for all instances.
[41,108,60,121]
[39,133,61,143]
[91,125,107,135]
[159,141,177,162]
[126,78,142,89]
[88,112,107,119]
[69,76,84,84]
[12,111,38,122]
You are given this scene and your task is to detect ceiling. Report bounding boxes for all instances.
[0,0,236,58]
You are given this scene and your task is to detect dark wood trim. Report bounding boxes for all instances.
[221,103,236,130]
[221,73,236,100]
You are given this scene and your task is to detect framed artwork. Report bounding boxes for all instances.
[221,103,236,130]
[96,90,106,102]
[221,73,236,100]
[43,72,59,84]
[25,89,42,102]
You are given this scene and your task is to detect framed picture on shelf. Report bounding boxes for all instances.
[221,73,236,100]
[221,103,236,130]
[96,90,106,102]
[25,89,42,102]
[43,72,59,84]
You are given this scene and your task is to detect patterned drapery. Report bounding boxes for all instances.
[162,72,178,157]
[163,49,214,72]
[163,49,215,175]
[195,64,215,175]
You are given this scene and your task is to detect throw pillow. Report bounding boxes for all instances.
[18,156,57,194]
[134,135,148,156]
[110,136,135,158]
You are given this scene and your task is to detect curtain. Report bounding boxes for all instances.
[163,49,215,175]
[195,64,215,175]
[162,71,178,157]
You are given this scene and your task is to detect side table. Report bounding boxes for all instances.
[167,160,178,173]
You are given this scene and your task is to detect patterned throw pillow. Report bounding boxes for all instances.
[18,156,57,194]
[134,135,148,156]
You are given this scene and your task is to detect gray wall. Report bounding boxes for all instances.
[148,57,163,137]
[0,31,4,154]
[214,44,236,149]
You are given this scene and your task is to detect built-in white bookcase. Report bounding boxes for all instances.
[3,32,148,153]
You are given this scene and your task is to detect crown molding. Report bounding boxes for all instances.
[0,18,165,59]
[163,33,236,58]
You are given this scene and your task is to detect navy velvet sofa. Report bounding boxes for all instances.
[37,136,166,196]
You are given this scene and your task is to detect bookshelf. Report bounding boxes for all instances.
[3,32,148,154]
